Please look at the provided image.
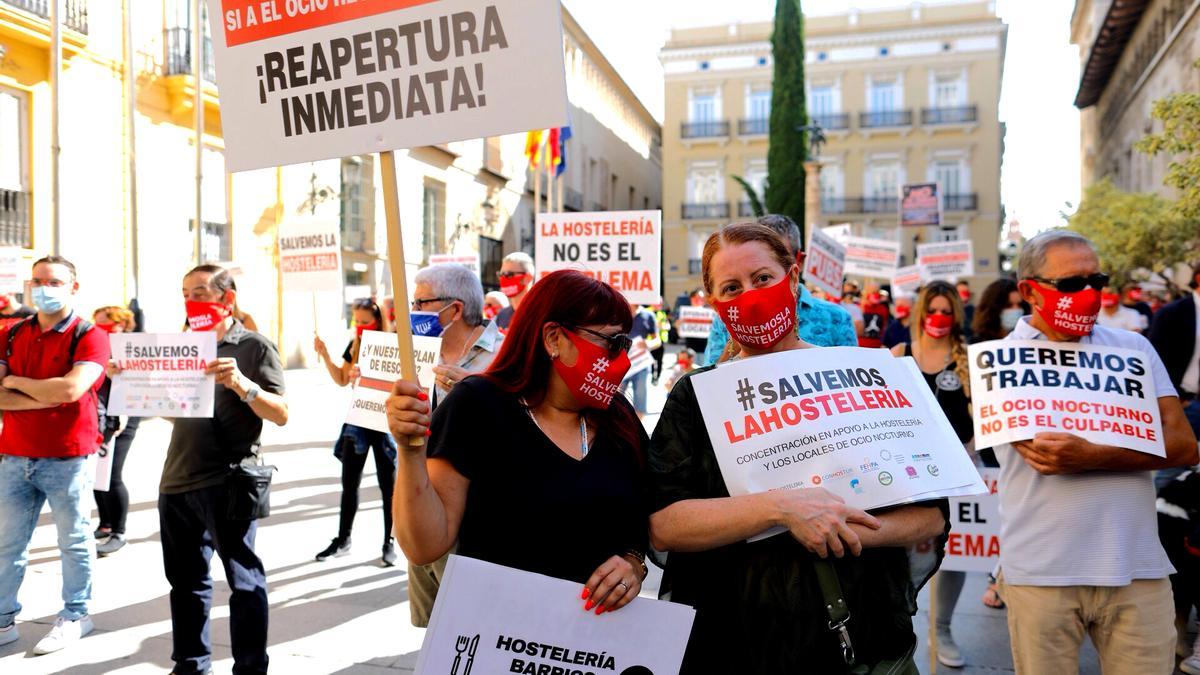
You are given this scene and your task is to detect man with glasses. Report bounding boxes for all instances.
[995,230,1198,675]
[407,263,504,628]
[495,252,535,331]
[0,256,109,655]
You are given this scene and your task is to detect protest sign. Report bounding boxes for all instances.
[94,447,114,492]
[626,339,653,377]
[917,240,974,281]
[108,333,218,418]
[901,182,941,227]
[207,0,570,172]
[891,264,923,298]
[429,252,481,278]
[534,211,661,305]
[677,306,716,339]
[822,223,852,241]
[842,235,900,279]
[692,347,984,541]
[803,228,846,300]
[0,247,22,295]
[415,555,695,675]
[279,217,342,293]
[345,329,439,433]
[941,468,1001,573]
[968,340,1165,456]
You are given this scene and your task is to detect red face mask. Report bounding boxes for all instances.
[1100,293,1120,308]
[866,292,882,305]
[499,274,530,298]
[894,304,911,319]
[958,288,971,302]
[923,313,954,338]
[552,329,631,410]
[95,321,120,334]
[1128,288,1143,302]
[482,305,500,321]
[355,321,379,337]
[710,276,797,349]
[185,300,229,332]
[1022,282,1102,337]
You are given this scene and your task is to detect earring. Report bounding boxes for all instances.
[551,351,559,359]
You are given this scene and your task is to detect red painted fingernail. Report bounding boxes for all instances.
[595,606,605,615]
[584,600,594,611]
[581,588,590,600]
[425,429,432,437]
[417,391,428,401]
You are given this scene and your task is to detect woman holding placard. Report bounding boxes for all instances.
[313,298,398,567]
[891,281,976,668]
[385,271,651,615]
[648,223,948,674]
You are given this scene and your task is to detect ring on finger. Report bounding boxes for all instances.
[617,581,629,591]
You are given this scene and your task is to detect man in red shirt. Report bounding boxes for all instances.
[0,255,108,655]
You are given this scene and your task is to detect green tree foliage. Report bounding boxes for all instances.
[733,175,765,218]
[764,0,807,239]
[1136,59,1200,221]
[1067,179,1197,291]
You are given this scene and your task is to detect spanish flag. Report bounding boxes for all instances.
[524,130,544,170]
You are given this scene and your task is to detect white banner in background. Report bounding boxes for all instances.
[677,306,716,339]
[917,240,974,281]
[279,217,343,293]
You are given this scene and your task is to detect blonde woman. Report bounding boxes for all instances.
[92,305,138,556]
[890,280,974,667]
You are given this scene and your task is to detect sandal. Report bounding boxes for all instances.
[982,578,1005,609]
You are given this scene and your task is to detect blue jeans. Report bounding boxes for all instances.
[0,455,94,626]
[159,485,268,675]
[621,368,649,414]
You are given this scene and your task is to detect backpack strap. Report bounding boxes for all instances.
[67,318,94,364]
[4,316,35,365]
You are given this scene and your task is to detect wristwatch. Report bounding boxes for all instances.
[240,384,261,404]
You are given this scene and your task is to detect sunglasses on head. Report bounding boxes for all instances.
[1028,273,1109,293]
[563,325,632,357]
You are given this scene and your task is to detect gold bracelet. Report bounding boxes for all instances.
[622,550,648,580]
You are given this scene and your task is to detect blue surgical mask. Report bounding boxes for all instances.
[1000,307,1024,331]
[410,311,445,337]
[31,285,69,314]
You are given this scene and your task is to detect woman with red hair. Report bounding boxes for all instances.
[386,270,650,614]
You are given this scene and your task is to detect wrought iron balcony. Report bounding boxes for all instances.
[921,105,978,125]
[943,192,978,210]
[681,120,730,139]
[859,110,913,128]
[738,118,769,136]
[820,196,896,214]
[738,201,758,217]
[688,259,702,275]
[165,27,217,83]
[2,0,88,34]
[682,202,730,220]
[0,188,31,249]
[810,113,850,130]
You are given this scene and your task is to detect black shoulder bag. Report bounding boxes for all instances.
[209,408,276,520]
[814,560,919,675]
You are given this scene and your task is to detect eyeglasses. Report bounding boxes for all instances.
[564,325,632,357]
[1029,273,1109,293]
[498,271,526,279]
[412,296,452,310]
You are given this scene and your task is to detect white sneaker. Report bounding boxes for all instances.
[0,622,18,647]
[936,626,966,668]
[1182,634,1200,675]
[32,616,93,655]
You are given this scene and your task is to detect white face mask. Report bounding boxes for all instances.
[1000,307,1024,331]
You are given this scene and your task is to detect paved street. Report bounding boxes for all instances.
[0,360,1142,674]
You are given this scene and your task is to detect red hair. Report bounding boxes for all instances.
[483,270,642,458]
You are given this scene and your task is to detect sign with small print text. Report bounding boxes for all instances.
[346,330,440,433]
[108,333,217,418]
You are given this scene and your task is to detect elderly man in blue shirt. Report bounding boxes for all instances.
[701,214,858,366]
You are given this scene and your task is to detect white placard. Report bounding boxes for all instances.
[429,253,481,278]
[677,306,715,340]
[108,333,217,418]
[968,340,1165,456]
[917,240,974,281]
[94,444,114,492]
[822,223,853,241]
[891,264,924,298]
[415,555,695,675]
[692,347,984,540]
[207,0,570,172]
[0,247,22,295]
[803,228,846,300]
[535,210,662,305]
[279,217,342,293]
[941,468,1001,573]
[842,235,900,279]
[346,329,440,433]
[626,338,653,377]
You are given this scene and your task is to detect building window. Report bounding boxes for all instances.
[879,46,890,56]
[340,156,373,252]
[931,71,966,108]
[421,178,446,262]
[865,159,903,212]
[687,162,723,204]
[819,163,844,200]
[934,225,966,242]
[932,158,968,196]
[868,74,902,112]
[0,86,31,249]
[189,220,231,263]
[165,0,216,83]
[689,88,719,123]
[746,84,771,121]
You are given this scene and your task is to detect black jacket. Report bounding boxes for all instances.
[1148,293,1197,394]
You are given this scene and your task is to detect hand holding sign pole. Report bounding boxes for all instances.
[381,151,423,450]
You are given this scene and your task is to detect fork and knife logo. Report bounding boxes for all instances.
[450,634,479,675]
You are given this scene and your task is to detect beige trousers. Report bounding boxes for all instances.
[999,573,1176,675]
[407,551,450,628]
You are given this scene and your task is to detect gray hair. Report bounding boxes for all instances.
[502,251,535,276]
[1017,229,1096,280]
[756,214,802,257]
[414,264,484,327]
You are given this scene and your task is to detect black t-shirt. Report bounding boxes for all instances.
[496,305,514,330]
[649,366,948,674]
[904,344,973,444]
[428,376,649,583]
[160,322,286,494]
